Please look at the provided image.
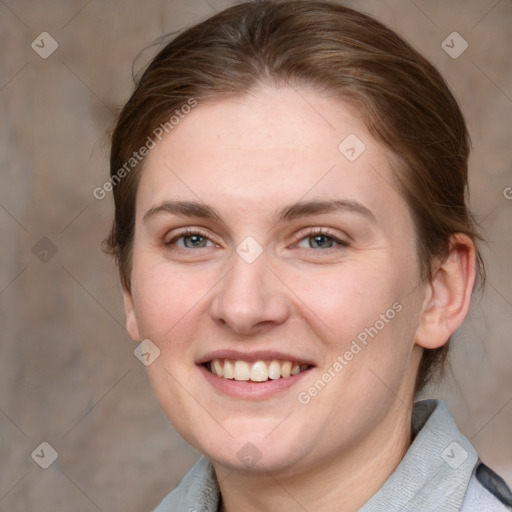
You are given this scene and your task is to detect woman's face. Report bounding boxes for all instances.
[123,86,429,474]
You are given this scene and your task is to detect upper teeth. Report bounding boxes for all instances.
[209,359,309,381]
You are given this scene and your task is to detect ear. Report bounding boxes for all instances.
[122,282,142,342]
[415,234,476,350]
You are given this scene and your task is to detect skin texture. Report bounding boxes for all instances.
[122,86,476,512]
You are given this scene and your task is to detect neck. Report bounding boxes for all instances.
[215,402,412,512]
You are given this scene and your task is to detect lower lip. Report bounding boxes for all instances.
[198,364,313,399]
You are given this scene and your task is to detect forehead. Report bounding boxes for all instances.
[137,86,407,227]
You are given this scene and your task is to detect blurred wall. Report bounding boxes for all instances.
[0,0,511,510]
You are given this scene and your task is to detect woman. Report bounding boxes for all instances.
[104,1,512,510]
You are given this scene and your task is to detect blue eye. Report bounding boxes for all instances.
[301,234,336,249]
[296,230,349,250]
[164,228,349,253]
[179,234,210,248]
[165,229,215,248]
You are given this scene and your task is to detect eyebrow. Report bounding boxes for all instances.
[142,199,376,224]
[274,199,376,224]
[143,201,222,223]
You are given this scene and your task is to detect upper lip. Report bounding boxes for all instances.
[197,349,316,366]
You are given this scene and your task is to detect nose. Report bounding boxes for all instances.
[209,248,289,335]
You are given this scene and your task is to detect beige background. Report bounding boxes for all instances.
[1,0,511,510]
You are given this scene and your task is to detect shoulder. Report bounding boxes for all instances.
[152,457,220,512]
[461,461,512,511]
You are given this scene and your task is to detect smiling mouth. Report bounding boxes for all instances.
[204,359,311,382]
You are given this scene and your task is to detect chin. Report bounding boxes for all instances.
[193,426,312,474]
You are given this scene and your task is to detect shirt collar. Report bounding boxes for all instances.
[169,399,477,512]
[359,399,477,511]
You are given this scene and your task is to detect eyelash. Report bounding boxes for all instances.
[292,228,350,252]
[164,228,216,248]
[164,227,349,252]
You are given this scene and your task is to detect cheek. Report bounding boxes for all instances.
[130,258,214,342]
[289,258,418,383]
[285,259,398,339]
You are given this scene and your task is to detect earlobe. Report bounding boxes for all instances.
[415,234,476,350]
[122,284,142,342]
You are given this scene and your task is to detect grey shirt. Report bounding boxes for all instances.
[153,399,512,511]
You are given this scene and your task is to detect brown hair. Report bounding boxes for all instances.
[104,0,485,395]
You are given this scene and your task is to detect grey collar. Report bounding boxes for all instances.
[155,399,477,512]
[359,399,477,511]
